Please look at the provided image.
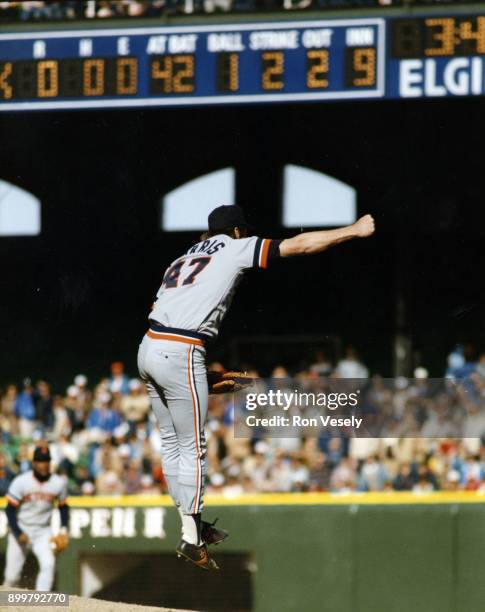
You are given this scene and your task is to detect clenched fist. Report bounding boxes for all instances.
[354,214,375,238]
[18,532,30,546]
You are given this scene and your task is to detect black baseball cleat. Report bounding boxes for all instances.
[201,517,229,546]
[176,539,219,570]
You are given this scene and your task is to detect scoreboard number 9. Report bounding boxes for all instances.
[345,47,377,87]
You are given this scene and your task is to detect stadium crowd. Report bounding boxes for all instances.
[0,0,478,22]
[2,345,485,498]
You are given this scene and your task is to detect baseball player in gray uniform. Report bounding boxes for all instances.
[3,446,70,591]
[138,204,375,569]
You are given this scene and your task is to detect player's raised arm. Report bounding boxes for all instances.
[279,214,375,257]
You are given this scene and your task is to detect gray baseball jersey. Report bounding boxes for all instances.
[149,235,279,340]
[6,471,68,530]
[139,233,280,526]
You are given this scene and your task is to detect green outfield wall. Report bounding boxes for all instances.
[1,492,485,612]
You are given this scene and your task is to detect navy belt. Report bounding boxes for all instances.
[147,320,210,346]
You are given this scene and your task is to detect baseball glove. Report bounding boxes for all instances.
[208,371,254,394]
[50,532,69,554]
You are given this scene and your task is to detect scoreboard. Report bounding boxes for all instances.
[0,14,484,110]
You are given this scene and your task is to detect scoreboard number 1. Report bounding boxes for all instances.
[217,53,239,93]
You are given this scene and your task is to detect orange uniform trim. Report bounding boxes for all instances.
[187,346,201,514]
[260,239,271,269]
[146,330,204,346]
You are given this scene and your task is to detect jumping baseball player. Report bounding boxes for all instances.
[138,204,375,569]
[3,446,70,591]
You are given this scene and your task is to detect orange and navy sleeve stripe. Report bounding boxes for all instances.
[253,238,281,269]
[6,493,20,507]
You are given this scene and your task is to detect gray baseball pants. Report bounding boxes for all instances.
[4,528,56,591]
[138,333,208,515]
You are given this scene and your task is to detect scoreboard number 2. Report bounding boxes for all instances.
[306,50,329,89]
[261,52,284,90]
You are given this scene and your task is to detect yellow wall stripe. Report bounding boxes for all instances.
[2,491,485,508]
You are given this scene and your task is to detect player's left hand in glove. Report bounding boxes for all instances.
[50,532,69,554]
[208,370,254,394]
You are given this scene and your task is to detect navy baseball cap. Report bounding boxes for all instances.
[208,205,250,232]
[33,446,51,462]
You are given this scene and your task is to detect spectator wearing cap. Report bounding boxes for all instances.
[74,374,91,410]
[87,392,121,436]
[15,379,37,439]
[109,362,130,395]
[120,379,150,432]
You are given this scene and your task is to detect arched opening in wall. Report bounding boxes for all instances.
[282,165,356,228]
[161,167,235,232]
[0,179,41,236]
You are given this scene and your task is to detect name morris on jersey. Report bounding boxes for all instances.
[187,238,226,256]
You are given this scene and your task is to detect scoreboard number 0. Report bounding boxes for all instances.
[0,57,139,99]
[38,60,58,97]
[117,58,137,95]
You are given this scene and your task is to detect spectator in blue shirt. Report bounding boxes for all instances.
[87,392,122,435]
[109,361,130,395]
[14,379,37,439]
